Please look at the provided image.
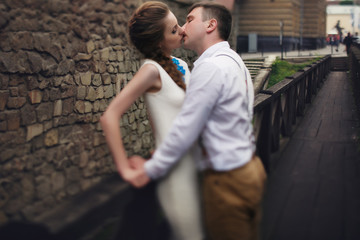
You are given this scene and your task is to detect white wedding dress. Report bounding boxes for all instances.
[143,57,204,240]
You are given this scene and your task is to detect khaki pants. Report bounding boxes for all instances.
[202,155,266,240]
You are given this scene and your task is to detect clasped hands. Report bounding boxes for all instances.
[120,155,151,188]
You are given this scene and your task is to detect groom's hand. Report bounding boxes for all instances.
[123,156,150,188]
[129,155,146,169]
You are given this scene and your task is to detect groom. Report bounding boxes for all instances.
[128,2,266,240]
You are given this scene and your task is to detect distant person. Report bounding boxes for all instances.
[335,34,340,52]
[335,20,344,41]
[127,2,267,240]
[100,1,204,239]
[343,32,353,55]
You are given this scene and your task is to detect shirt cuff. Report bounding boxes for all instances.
[144,158,163,179]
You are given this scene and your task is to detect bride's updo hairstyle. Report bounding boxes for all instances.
[128,1,186,90]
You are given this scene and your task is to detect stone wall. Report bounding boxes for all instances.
[0,0,196,225]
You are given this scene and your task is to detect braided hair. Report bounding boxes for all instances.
[128,1,186,90]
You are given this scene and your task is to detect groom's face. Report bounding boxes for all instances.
[182,7,207,51]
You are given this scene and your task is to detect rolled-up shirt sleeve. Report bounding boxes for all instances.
[144,61,222,179]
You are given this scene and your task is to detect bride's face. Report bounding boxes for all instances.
[160,11,184,56]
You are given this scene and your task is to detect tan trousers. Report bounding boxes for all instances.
[202,155,267,240]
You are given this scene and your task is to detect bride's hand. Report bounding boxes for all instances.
[121,156,150,188]
[129,155,147,169]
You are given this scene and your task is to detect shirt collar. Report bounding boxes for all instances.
[194,41,230,67]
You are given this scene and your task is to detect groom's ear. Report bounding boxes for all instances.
[206,18,217,33]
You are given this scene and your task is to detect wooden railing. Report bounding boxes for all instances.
[253,55,332,172]
[349,43,360,110]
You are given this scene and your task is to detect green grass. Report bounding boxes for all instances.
[267,57,322,88]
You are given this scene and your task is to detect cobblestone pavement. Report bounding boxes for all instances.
[240,44,347,60]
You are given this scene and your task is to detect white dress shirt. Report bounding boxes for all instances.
[145,41,256,179]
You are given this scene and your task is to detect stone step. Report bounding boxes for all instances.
[244,58,266,79]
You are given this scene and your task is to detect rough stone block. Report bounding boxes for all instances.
[86,86,96,101]
[93,51,100,61]
[26,123,43,141]
[56,59,75,75]
[86,40,95,54]
[18,84,27,97]
[93,132,104,147]
[45,129,58,147]
[66,166,80,183]
[107,64,115,73]
[0,52,17,73]
[0,73,9,90]
[21,174,35,201]
[60,84,75,98]
[53,100,62,116]
[101,73,111,85]
[36,102,53,122]
[35,175,51,199]
[74,53,92,61]
[104,85,113,99]
[118,62,125,73]
[93,100,100,112]
[63,75,75,85]
[28,90,42,104]
[0,121,6,131]
[0,90,9,111]
[117,50,124,61]
[124,49,131,60]
[75,101,85,114]
[44,120,53,132]
[62,98,74,116]
[9,87,18,97]
[92,74,102,86]
[25,75,39,90]
[77,86,86,100]
[100,47,110,62]
[51,171,65,193]
[12,32,34,51]
[7,97,26,109]
[98,62,107,73]
[80,72,92,86]
[53,77,63,87]
[27,51,43,73]
[109,51,117,62]
[99,99,107,112]
[6,110,20,131]
[95,86,104,100]
[49,88,61,101]
[84,101,93,113]
[128,112,135,124]
[79,151,88,168]
[20,104,36,125]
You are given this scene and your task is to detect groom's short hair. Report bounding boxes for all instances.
[188,1,232,41]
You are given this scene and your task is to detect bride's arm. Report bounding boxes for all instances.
[100,64,160,180]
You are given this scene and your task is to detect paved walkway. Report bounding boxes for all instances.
[260,71,360,240]
[241,44,347,60]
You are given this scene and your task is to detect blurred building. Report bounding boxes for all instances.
[326,0,360,38]
[234,0,327,53]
